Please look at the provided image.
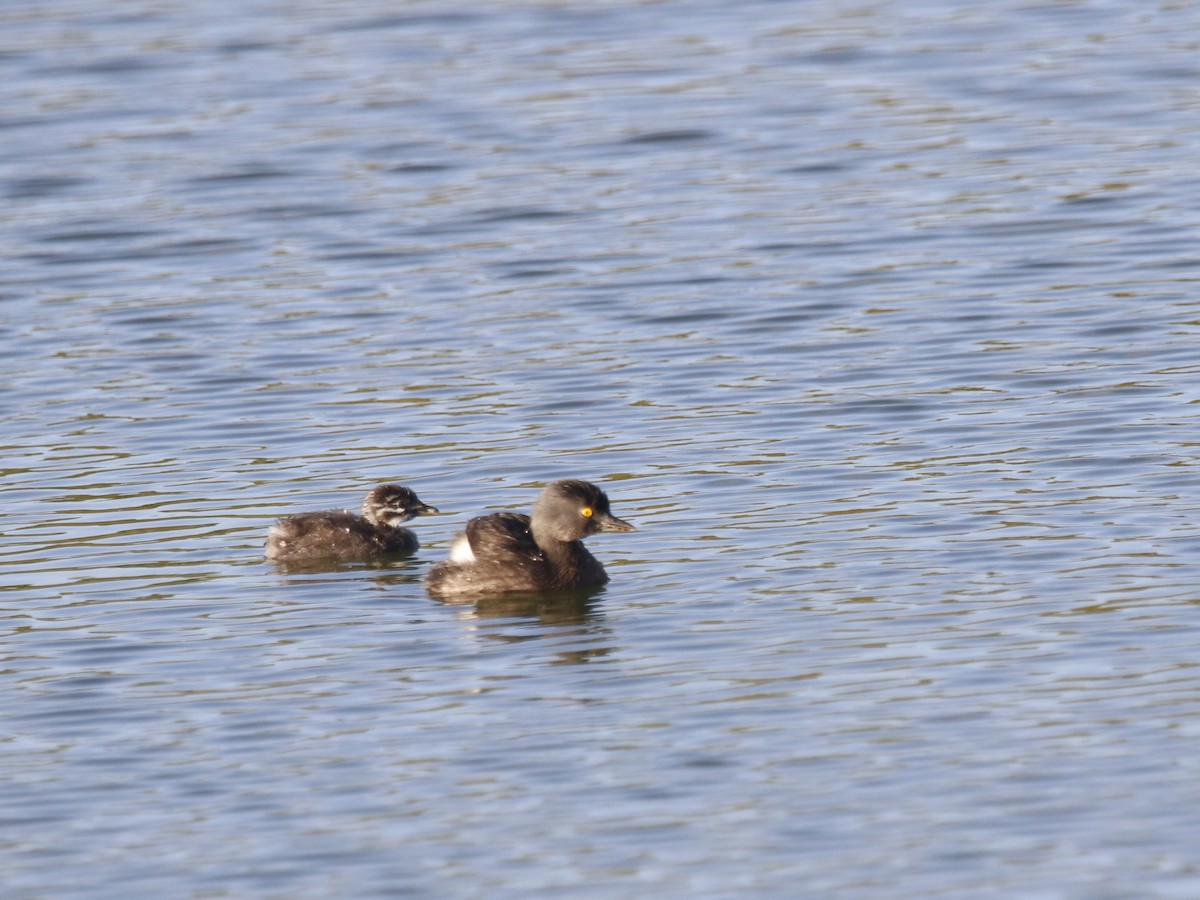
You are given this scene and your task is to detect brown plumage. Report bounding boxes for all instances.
[425,480,635,598]
[265,484,437,564]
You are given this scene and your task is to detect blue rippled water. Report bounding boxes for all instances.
[4,0,1200,896]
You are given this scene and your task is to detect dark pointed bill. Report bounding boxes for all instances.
[597,512,636,533]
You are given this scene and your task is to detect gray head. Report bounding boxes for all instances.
[530,479,636,544]
[361,484,438,528]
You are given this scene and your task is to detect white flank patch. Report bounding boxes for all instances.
[448,534,475,564]
[264,525,287,558]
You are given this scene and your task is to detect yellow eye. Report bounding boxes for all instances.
[581,507,594,518]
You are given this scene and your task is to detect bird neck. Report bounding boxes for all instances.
[531,523,576,562]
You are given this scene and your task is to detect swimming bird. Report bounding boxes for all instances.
[425,479,635,598]
[265,483,437,564]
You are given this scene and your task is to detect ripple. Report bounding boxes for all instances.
[3,0,1200,896]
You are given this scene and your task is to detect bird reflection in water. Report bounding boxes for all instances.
[439,586,613,665]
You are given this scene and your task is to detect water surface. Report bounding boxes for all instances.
[4,1,1200,896]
